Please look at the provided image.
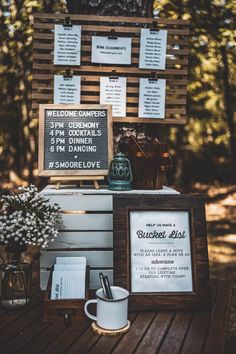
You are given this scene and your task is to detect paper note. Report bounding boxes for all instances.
[130,210,193,292]
[56,257,86,265]
[54,264,86,271]
[91,36,131,65]
[54,24,81,66]
[51,257,87,299]
[138,78,166,119]
[100,77,127,117]
[54,75,81,104]
[51,271,86,299]
[139,29,167,70]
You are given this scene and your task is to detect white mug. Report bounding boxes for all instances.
[84,286,129,330]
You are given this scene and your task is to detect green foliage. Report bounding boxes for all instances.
[154,0,236,184]
[67,0,148,16]
[0,0,66,185]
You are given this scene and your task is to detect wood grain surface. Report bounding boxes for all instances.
[0,264,232,354]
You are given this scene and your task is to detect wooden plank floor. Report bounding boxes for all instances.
[0,276,231,354]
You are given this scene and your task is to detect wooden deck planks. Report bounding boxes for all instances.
[157,312,193,354]
[0,315,49,354]
[66,324,101,354]
[202,280,232,354]
[41,322,90,354]
[135,312,175,354]
[0,279,232,354]
[180,280,219,354]
[0,286,41,331]
[17,323,67,354]
[88,313,137,354]
[111,312,156,354]
[0,296,42,347]
[0,302,42,347]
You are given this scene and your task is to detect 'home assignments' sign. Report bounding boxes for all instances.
[38,104,113,176]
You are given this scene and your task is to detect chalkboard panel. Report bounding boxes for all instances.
[38,104,113,176]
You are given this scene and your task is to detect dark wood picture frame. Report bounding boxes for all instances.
[113,194,211,310]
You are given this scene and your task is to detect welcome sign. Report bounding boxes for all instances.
[38,104,113,176]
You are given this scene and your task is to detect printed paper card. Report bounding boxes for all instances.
[51,271,86,299]
[54,264,86,271]
[100,77,127,117]
[54,24,81,66]
[54,75,81,104]
[56,256,86,265]
[139,29,167,70]
[138,78,166,119]
[91,36,131,65]
[51,257,87,299]
[130,210,193,293]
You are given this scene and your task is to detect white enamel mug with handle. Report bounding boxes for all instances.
[84,286,129,330]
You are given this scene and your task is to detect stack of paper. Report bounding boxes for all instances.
[51,257,86,300]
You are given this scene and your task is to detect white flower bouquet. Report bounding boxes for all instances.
[0,185,62,251]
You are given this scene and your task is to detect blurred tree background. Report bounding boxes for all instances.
[0,0,235,189]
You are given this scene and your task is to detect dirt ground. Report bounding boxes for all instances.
[194,184,236,353]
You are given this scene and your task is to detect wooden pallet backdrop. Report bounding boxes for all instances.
[33,13,190,125]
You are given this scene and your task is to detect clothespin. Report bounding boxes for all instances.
[63,16,72,27]
[150,20,159,33]
[109,69,118,80]
[149,71,158,82]
[63,68,73,78]
[108,29,117,40]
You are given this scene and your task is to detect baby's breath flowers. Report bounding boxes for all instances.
[0,185,62,250]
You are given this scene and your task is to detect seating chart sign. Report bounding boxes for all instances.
[33,14,191,124]
[130,210,193,293]
[138,78,166,119]
[54,25,81,66]
[139,29,167,70]
[100,77,127,117]
[38,104,113,176]
[54,75,81,104]
[91,36,132,65]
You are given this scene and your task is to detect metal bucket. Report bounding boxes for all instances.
[119,138,171,190]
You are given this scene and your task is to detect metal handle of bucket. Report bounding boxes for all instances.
[130,136,171,171]
[130,136,148,158]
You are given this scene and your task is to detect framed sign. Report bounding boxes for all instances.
[38,104,113,176]
[113,194,211,310]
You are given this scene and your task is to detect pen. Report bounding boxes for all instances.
[99,272,108,298]
[104,276,113,300]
